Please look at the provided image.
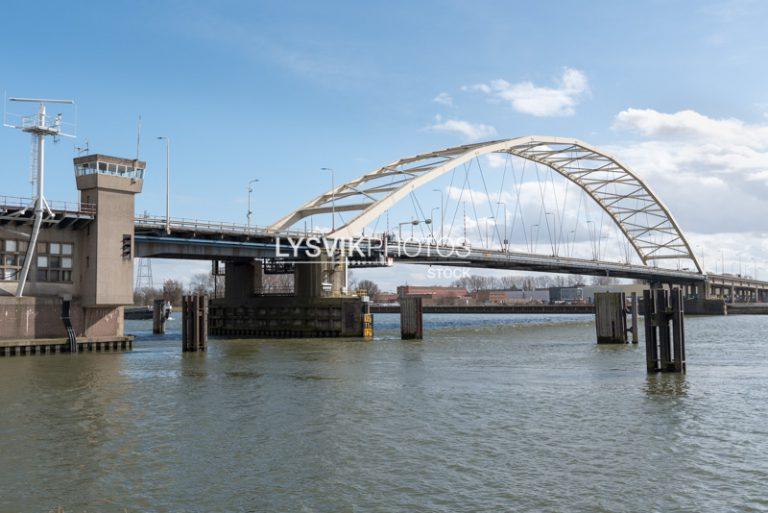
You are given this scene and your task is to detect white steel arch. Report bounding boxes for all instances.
[270,136,703,273]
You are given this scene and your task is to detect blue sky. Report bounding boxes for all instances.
[2,0,767,287]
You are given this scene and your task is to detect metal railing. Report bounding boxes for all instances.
[0,195,96,215]
[134,213,324,239]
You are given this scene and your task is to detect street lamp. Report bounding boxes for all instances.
[497,201,507,252]
[530,224,539,254]
[721,249,725,276]
[545,211,555,255]
[157,136,171,234]
[247,179,259,227]
[432,188,444,241]
[398,219,427,240]
[398,220,417,240]
[321,167,335,231]
[484,216,495,248]
[430,207,439,243]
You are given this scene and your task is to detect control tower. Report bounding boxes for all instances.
[74,155,145,307]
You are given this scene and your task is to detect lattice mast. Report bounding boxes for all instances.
[3,97,75,296]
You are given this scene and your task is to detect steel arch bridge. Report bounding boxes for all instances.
[269,136,703,274]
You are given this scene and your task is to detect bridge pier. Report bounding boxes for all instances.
[209,255,367,338]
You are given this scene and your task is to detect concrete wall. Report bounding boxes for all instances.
[209,295,364,338]
[0,297,123,340]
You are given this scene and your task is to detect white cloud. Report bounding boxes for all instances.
[428,115,497,141]
[465,68,589,117]
[608,108,768,237]
[485,153,507,169]
[613,108,768,148]
[433,92,453,106]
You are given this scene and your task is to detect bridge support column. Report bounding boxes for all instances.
[594,292,627,344]
[209,254,364,339]
[225,260,263,300]
[294,252,348,298]
[644,288,685,373]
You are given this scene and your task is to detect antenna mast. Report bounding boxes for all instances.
[3,97,76,296]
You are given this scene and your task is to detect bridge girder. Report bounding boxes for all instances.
[269,136,703,273]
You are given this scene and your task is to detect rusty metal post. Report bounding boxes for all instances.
[153,299,165,334]
[400,296,423,340]
[656,289,672,371]
[671,288,686,373]
[182,294,208,352]
[630,292,639,344]
[643,289,658,372]
[594,292,627,343]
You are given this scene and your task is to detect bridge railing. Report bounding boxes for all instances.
[0,195,96,216]
[134,214,322,239]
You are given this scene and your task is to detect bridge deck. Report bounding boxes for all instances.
[134,215,768,289]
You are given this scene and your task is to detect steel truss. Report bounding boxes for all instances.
[269,136,702,273]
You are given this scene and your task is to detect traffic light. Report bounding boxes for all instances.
[122,234,132,260]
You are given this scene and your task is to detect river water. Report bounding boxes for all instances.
[1,313,767,512]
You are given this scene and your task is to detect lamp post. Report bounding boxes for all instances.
[247,178,259,227]
[432,188,444,242]
[497,201,507,252]
[545,211,555,256]
[157,136,171,234]
[398,219,421,241]
[696,244,705,273]
[430,207,439,243]
[721,249,725,276]
[531,224,539,254]
[321,167,335,232]
[484,216,495,249]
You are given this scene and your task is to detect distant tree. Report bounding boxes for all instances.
[162,279,184,306]
[356,279,381,297]
[347,270,357,292]
[188,273,215,295]
[133,286,162,306]
[590,275,619,286]
[452,274,501,292]
[262,273,294,293]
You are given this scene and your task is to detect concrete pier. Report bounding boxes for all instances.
[209,257,367,338]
